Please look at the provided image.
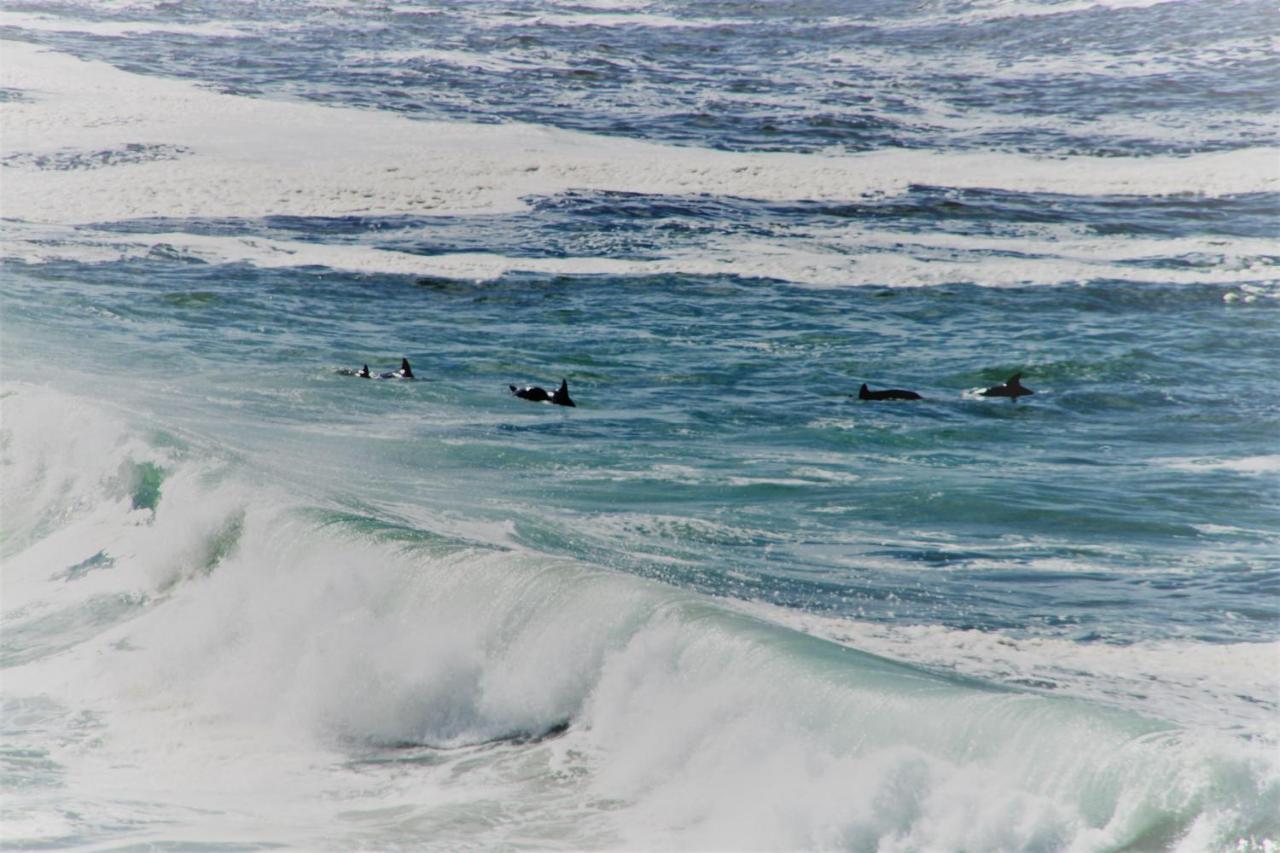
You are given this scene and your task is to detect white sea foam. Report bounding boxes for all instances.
[2,383,1277,849]
[5,220,1276,289]
[823,34,1280,83]
[734,600,1280,740]
[521,11,730,29]
[1224,283,1280,303]
[3,39,1276,233]
[546,0,655,9]
[0,10,248,38]
[890,0,1187,28]
[345,47,537,74]
[3,39,1275,288]
[1163,455,1280,475]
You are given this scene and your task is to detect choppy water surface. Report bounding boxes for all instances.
[1,0,1278,849]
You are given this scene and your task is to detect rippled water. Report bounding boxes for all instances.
[2,1,1278,849]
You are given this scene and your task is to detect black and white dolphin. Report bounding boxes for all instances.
[510,378,575,407]
[380,358,415,380]
[337,364,372,378]
[858,383,922,401]
[980,372,1034,402]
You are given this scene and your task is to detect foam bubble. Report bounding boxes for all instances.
[1164,455,1280,475]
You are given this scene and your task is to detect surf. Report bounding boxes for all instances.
[2,382,1277,849]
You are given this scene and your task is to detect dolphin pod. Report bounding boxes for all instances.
[338,361,1038,409]
[856,372,1036,403]
[338,358,413,380]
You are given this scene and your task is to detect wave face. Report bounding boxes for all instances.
[2,384,1277,850]
[2,0,1279,849]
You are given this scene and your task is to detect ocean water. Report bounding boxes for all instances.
[1,0,1278,849]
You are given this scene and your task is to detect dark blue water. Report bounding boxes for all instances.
[5,0,1278,155]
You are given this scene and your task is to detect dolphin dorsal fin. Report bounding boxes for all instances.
[1007,372,1022,385]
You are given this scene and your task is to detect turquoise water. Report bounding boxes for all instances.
[6,260,1278,642]
[2,0,1279,848]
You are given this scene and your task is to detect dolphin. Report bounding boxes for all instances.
[380,358,415,380]
[511,378,575,407]
[858,383,922,401]
[980,372,1034,402]
[337,364,372,378]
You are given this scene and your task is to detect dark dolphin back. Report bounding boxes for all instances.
[552,379,575,407]
[512,384,552,402]
[859,383,921,401]
[982,371,1033,399]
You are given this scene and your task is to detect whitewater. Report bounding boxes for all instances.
[2,0,1278,849]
